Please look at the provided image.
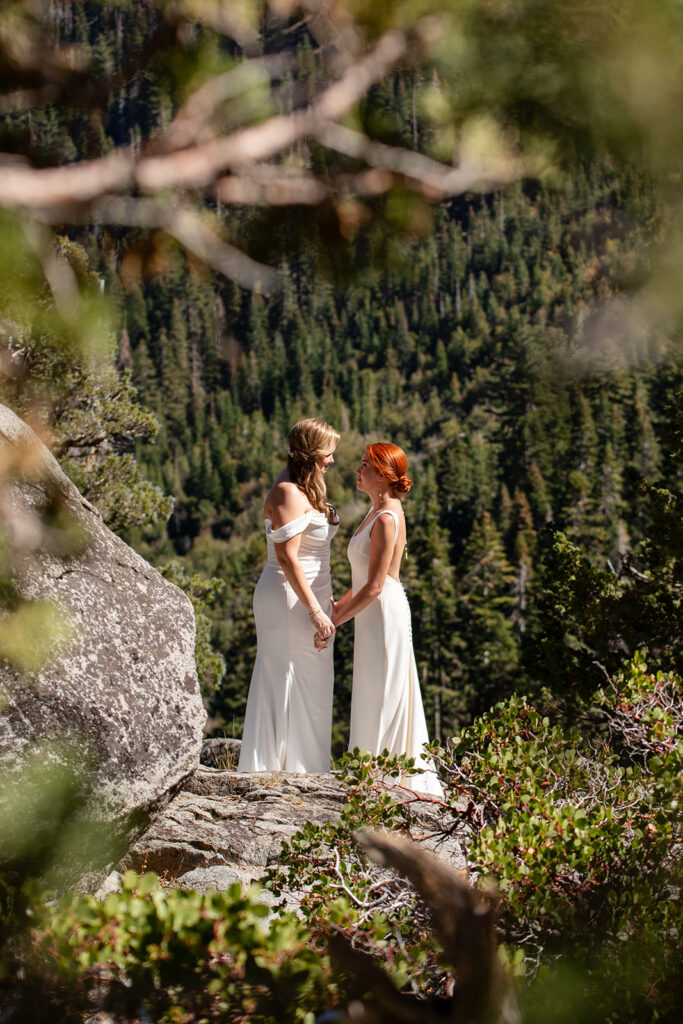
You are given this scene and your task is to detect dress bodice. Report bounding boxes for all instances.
[240,509,338,775]
[265,511,339,579]
[346,506,443,797]
[347,509,399,591]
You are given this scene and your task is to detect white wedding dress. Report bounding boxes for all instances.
[238,510,338,773]
[348,509,444,798]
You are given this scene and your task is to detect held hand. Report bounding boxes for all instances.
[309,607,335,640]
[313,630,329,651]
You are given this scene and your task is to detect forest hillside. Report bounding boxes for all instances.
[0,3,681,1020]
[121,165,681,751]
[0,1,680,750]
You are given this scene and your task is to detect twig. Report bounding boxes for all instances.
[316,121,523,197]
[88,197,281,294]
[331,848,373,908]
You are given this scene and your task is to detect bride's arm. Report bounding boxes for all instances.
[270,482,334,638]
[331,516,395,628]
[274,535,335,638]
[332,588,353,615]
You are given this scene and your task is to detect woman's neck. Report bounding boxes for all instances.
[368,489,394,512]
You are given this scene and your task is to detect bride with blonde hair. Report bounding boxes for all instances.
[238,417,340,773]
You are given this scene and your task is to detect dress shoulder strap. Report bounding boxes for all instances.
[370,508,400,543]
[266,511,313,543]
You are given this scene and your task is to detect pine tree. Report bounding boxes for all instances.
[403,466,459,739]
[454,510,519,719]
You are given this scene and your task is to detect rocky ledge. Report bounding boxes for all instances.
[117,765,465,897]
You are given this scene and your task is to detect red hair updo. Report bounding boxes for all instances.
[365,442,412,496]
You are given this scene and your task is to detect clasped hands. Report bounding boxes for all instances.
[311,601,339,651]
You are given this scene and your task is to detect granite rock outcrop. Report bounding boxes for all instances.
[0,405,206,884]
[123,765,466,894]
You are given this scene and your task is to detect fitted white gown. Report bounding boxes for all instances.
[238,510,338,773]
[348,509,444,798]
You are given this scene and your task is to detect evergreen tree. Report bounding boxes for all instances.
[403,466,459,739]
[453,510,519,720]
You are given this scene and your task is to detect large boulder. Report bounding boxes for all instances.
[0,405,205,885]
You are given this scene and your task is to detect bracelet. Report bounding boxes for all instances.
[308,606,322,619]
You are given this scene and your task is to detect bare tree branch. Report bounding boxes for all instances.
[214,166,405,205]
[317,122,523,197]
[164,53,296,152]
[1,150,137,211]
[215,171,329,205]
[0,12,517,291]
[87,197,281,293]
[0,29,409,209]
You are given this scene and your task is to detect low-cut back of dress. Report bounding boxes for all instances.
[238,510,338,773]
[347,509,443,798]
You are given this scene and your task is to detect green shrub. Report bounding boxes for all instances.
[265,749,448,999]
[432,652,682,1020]
[36,873,332,1023]
[2,656,679,1023]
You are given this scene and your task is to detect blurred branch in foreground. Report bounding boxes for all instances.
[0,0,682,302]
[329,830,520,1024]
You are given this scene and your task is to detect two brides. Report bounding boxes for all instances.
[238,419,442,797]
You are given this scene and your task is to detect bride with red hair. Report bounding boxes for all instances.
[329,442,443,797]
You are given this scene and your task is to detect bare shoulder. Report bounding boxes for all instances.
[265,479,310,523]
[378,504,404,526]
[370,510,398,545]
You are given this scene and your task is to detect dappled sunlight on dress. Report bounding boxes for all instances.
[238,510,338,773]
[347,509,444,798]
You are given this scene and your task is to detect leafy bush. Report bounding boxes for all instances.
[432,653,682,1020]
[266,655,681,1021]
[1,658,679,1023]
[33,872,331,1023]
[265,750,448,998]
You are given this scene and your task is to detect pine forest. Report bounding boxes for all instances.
[0,2,681,1021]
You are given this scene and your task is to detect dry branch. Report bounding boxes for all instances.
[0,9,530,289]
[215,171,329,205]
[0,11,529,290]
[165,53,297,153]
[1,150,136,211]
[0,29,409,210]
[88,198,281,294]
[328,831,520,1024]
[317,122,522,197]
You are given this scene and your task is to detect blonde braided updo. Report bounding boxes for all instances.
[287,418,340,523]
